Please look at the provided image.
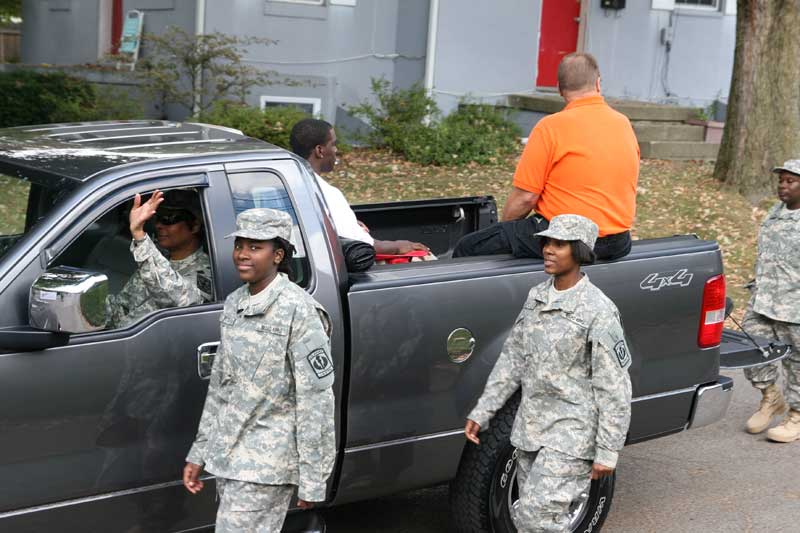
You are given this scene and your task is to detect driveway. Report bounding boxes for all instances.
[323,370,800,532]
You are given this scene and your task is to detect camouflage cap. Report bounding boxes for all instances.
[772,159,800,176]
[535,214,599,250]
[226,208,294,245]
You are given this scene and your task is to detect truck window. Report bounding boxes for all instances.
[227,171,311,288]
[51,187,217,330]
[0,172,75,262]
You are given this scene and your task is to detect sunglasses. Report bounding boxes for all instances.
[155,210,194,226]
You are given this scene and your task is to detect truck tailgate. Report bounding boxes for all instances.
[720,328,791,369]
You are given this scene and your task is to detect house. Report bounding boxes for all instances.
[21,0,736,127]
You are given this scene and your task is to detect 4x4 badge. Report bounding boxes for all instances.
[640,269,693,292]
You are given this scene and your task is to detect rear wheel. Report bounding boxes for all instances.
[450,395,614,532]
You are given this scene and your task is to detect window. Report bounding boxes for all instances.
[675,0,719,9]
[269,0,324,5]
[260,95,322,117]
[227,171,311,288]
[0,172,75,262]
[52,186,216,330]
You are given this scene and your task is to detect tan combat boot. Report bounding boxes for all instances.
[766,410,800,443]
[745,383,786,434]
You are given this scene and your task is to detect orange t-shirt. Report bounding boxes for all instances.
[512,95,640,237]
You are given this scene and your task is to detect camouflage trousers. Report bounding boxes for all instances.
[215,478,294,533]
[742,310,800,410]
[513,447,592,533]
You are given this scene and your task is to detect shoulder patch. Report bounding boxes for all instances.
[307,349,334,380]
[196,271,213,299]
[613,340,631,368]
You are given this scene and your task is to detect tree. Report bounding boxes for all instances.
[0,0,21,24]
[137,27,276,118]
[713,1,800,202]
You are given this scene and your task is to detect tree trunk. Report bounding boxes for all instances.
[714,0,800,203]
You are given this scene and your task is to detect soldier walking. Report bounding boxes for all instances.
[464,214,632,533]
[743,160,800,442]
[183,208,336,531]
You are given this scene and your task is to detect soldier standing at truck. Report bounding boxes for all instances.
[742,160,800,442]
[183,208,336,531]
[464,214,632,532]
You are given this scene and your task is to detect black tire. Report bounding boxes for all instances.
[449,394,614,533]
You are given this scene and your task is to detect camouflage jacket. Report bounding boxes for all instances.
[186,274,336,502]
[752,202,800,323]
[468,275,632,468]
[105,235,213,328]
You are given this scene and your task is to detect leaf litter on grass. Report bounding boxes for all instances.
[331,150,764,320]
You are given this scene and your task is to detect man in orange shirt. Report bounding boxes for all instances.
[453,53,639,260]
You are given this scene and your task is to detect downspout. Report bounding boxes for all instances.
[423,0,440,101]
[193,0,207,117]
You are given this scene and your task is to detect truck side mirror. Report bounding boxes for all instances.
[29,267,109,333]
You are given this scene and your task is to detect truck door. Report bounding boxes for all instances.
[0,171,222,531]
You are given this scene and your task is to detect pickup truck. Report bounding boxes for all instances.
[0,121,786,533]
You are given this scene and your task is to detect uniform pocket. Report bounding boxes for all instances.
[250,323,291,384]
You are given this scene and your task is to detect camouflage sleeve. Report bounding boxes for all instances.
[186,311,229,465]
[288,303,336,502]
[467,309,526,430]
[130,235,209,308]
[104,271,140,329]
[590,311,632,469]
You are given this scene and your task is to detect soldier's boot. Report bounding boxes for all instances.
[766,409,800,443]
[745,383,786,434]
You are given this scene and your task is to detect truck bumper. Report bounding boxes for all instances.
[687,376,734,429]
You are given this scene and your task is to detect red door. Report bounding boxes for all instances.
[536,0,581,88]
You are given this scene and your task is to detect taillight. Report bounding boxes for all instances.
[698,274,726,348]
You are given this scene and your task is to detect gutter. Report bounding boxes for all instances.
[193,0,207,117]
[423,0,439,97]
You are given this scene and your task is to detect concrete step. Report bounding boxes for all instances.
[632,121,705,142]
[508,94,700,122]
[639,140,720,160]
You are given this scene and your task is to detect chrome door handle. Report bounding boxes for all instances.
[197,342,219,380]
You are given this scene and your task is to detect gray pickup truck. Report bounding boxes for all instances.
[0,121,785,533]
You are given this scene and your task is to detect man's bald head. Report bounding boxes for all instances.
[557,53,601,95]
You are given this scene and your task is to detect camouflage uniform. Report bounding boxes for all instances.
[743,200,800,408]
[187,208,336,532]
[468,215,632,533]
[105,234,212,328]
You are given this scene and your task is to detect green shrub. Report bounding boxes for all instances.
[201,101,351,153]
[349,78,521,166]
[0,70,144,127]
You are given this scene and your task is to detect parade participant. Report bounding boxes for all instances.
[464,214,632,532]
[289,118,431,255]
[742,160,800,442]
[105,189,212,328]
[453,53,639,261]
[183,208,336,531]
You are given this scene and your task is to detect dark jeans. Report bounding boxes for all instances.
[452,216,632,261]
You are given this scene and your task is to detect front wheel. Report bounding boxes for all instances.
[449,395,615,532]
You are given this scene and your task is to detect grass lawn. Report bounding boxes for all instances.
[330,149,771,319]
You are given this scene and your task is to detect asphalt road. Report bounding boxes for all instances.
[322,370,800,532]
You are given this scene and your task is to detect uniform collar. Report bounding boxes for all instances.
[169,246,204,265]
[564,94,605,111]
[773,202,800,220]
[236,273,289,316]
[533,274,589,313]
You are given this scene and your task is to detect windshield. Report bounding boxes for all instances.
[0,171,75,262]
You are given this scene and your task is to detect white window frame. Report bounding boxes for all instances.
[674,0,720,10]
[269,0,324,5]
[259,95,322,117]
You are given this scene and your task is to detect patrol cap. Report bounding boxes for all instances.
[159,189,202,220]
[535,214,598,250]
[772,159,800,177]
[226,208,294,245]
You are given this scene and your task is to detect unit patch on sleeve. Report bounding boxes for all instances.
[614,340,631,369]
[307,349,334,380]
